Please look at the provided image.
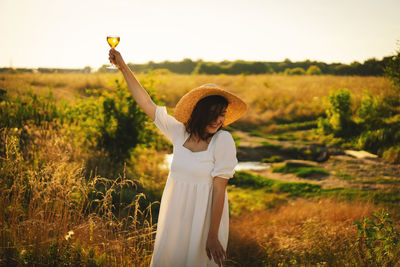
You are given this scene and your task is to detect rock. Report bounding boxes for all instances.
[344,150,378,159]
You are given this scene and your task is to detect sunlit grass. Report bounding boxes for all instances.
[227,186,288,216]
[272,161,330,179]
[228,197,395,266]
[1,72,395,127]
[1,72,399,266]
[0,126,157,266]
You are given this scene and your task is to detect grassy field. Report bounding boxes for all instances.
[1,72,395,125]
[1,72,399,266]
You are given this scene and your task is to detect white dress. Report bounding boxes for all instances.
[150,106,238,267]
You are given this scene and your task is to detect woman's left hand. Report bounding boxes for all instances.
[206,236,226,266]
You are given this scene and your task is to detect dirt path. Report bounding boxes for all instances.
[233,130,400,191]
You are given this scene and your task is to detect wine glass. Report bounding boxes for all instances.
[106,35,120,69]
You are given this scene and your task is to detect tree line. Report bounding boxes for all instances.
[1,55,394,76]
[97,56,395,76]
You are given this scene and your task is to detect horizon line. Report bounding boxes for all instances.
[2,53,396,70]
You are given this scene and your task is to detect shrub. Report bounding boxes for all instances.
[384,48,400,91]
[317,88,358,138]
[354,209,400,266]
[65,79,164,166]
[357,90,393,130]
[356,128,397,155]
[284,67,306,75]
[0,128,156,266]
[0,88,67,129]
[306,65,322,75]
[382,145,400,163]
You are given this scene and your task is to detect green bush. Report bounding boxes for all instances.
[306,65,322,75]
[284,67,306,75]
[316,45,400,162]
[0,88,67,128]
[354,209,400,266]
[317,84,400,162]
[318,88,359,138]
[382,145,400,163]
[356,128,398,155]
[65,79,163,164]
[357,91,393,130]
[384,48,400,91]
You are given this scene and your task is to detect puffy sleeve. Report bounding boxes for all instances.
[153,106,184,144]
[211,131,238,179]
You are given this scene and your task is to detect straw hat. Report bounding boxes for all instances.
[173,84,248,127]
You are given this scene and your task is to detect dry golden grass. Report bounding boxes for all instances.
[151,73,395,125]
[0,73,115,102]
[228,197,395,266]
[0,126,157,266]
[1,72,395,125]
[1,72,398,265]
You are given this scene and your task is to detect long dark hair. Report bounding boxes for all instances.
[185,95,229,141]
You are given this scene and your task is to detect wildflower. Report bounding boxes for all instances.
[65,230,74,241]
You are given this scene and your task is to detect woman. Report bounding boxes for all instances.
[109,49,247,267]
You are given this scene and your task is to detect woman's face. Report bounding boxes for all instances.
[205,106,227,134]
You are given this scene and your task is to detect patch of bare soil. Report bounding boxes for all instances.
[233,130,400,191]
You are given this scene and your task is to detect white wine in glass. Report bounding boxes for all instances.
[106,35,120,69]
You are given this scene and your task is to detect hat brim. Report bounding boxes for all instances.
[173,86,248,127]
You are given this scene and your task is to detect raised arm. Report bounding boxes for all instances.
[109,49,156,122]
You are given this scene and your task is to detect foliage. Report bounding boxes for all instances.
[0,87,67,129]
[227,187,287,216]
[284,67,306,75]
[99,56,396,76]
[192,60,274,75]
[2,70,400,265]
[354,209,400,266]
[0,127,156,266]
[356,128,399,155]
[316,47,400,162]
[317,88,359,138]
[357,90,394,130]
[64,78,167,168]
[382,145,400,163]
[317,87,400,161]
[383,48,400,91]
[306,65,322,75]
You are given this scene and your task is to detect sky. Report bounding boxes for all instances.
[1,0,399,69]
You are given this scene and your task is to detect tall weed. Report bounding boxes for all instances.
[0,128,157,266]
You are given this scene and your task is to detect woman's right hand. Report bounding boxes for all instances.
[109,49,125,70]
